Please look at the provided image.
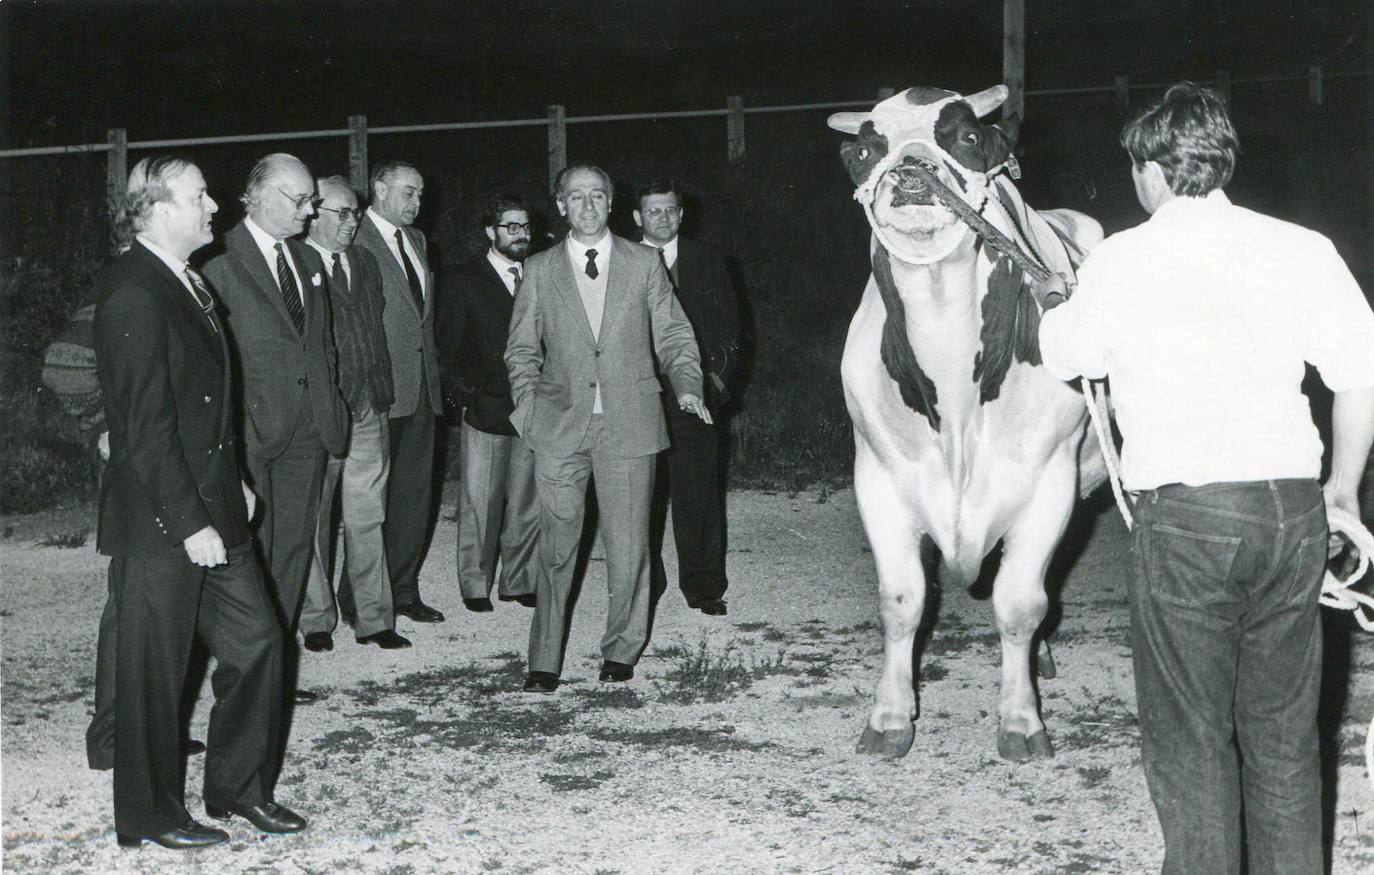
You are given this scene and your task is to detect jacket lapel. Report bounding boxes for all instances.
[549,241,598,347]
[228,223,298,332]
[597,236,631,340]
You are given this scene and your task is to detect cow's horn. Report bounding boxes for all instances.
[965,85,1009,118]
[827,112,867,134]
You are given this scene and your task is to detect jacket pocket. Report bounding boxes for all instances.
[533,380,565,399]
[639,375,662,395]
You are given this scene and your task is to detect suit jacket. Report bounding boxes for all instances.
[93,241,250,556]
[203,222,348,459]
[354,215,442,419]
[506,234,703,459]
[437,257,518,435]
[664,237,741,409]
[326,244,395,419]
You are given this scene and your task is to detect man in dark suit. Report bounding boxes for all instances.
[437,193,539,614]
[203,153,348,704]
[634,179,741,616]
[506,165,708,693]
[300,175,410,651]
[93,155,304,848]
[353,160,446,624]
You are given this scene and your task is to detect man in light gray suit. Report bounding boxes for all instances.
[506,164,709,693]
[352,160,446,625]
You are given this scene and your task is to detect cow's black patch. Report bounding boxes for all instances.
[972,253,1041,404]
[840,120,889,186]
[873,245,940,430]
[934,102,1019,174]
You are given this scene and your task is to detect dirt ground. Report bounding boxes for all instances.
[3,485,1373,874]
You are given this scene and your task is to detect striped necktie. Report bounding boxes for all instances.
[274,242,305,335]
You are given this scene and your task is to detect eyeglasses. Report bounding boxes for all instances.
[494,222,532,235]
[275,186,323,211]
[318,205,366,222]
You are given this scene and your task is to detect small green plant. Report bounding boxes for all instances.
[657,636,755,704]
[36,527,88,548]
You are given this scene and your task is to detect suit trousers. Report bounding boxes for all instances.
[456,422,539,600]
[245,414,328,631]
[382,373,437,609]
[528,415,656,674]
[650,405,729,605]
[111,543,283,837]
[303,407,394,638]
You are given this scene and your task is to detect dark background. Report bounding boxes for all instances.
[1,0,1371,510]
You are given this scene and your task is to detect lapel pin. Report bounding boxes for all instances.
[311,273,322,287]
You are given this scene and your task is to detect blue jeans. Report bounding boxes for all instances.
[1130,479,1328,875]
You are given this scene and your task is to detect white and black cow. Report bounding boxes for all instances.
[829,85,1106,761]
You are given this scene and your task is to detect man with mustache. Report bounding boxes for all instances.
[438,193,540,613]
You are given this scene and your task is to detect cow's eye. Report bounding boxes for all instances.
[858,147,870,161]
[964,131,980,144]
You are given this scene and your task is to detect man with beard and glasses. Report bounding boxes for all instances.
[299,176,409,652]
[438,194,540,614]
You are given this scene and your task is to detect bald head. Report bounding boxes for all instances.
[242,152,317,240]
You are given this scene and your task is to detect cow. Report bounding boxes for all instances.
[827,84,1106,761]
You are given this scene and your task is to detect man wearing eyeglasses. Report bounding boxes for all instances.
[634,179,741,617]
[436,194,540,614]
[354,160,447,625]
[204,153,348,709]
[299,176,410,652]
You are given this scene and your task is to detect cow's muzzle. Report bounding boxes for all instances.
[888,157,943,207]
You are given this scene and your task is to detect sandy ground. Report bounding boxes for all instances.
[3,485,1373,874]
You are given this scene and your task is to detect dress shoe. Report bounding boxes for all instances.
[691,599,728,616]
[463,597,494,613]
[117,820,228,849]
[395,601,445,623]
[303,632,333,652]
[499,593,537,608]
[293,689,320,705]
[522,671,560,694]
[205,800,307,834]
[356,629,412,649]
[599,661,635,683]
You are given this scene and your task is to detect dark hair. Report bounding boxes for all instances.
[1120,81,1238,196]
[369,160,420,197]
[634,178,682,207]
[552,164,614,200]
[482,193,531,228]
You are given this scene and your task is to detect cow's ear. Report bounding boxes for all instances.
[982,117,1019,170]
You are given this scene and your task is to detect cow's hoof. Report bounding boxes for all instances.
[997,729,1055,763]
[1036,641,1057,680]
[855,723,914,759]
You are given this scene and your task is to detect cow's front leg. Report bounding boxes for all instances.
[853,445,924,759]
[993,457,1076,762]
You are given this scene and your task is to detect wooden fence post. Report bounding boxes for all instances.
[1003,0,1026,120]
[547,105,566,192]
[105,128,127,222]
[1114,76,1130,112]
[348,115,368,195]
[1307,65,1323,106]
[1214,69,1231,104]
[727,96,745,162]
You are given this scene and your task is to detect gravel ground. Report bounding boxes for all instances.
[3,485,1373,873]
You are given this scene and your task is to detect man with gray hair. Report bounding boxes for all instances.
[204,153,348,709]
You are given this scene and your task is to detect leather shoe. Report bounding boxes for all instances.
[357,629,412,649]
[522,671,560,694]
[499,593,537,608]
[205,801,307,834]
[293,689,320,705]
[599,661,634,683]
[117,820,228,849]
[463,597,494,613]
[396,601,445,623]
[692,599,728,616]
[303,632,333,652]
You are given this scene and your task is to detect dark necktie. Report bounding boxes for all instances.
[584,248,599,280]
[396,229,423,309]
[332,252,350,297]
[274,242,305,336]
[183,267,218,334]
[508,265,521,292]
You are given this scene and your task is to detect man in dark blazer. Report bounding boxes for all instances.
[437,193,539,614]
[93,156,304,848]
[354,160,446,624]
[634,179,741,616]
[203,153,348,703]
[506,165,708,693]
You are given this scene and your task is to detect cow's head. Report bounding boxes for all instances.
[829,85,1019,265]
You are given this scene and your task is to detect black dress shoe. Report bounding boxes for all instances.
[302,632,333,652]
[463,597,494,613]
[499,593,538,608]
[396,601,445,623]
[522,671,560,694]
[293,689,320,705]
[599,660,635,683]
[692,599,728,616]
[117,820,228,849]
[356,629,412,649]
[205,801,307,834]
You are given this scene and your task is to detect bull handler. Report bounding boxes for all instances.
[1035,81,1374,874]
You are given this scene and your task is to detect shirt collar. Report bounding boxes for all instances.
[642,234,678,268]
[487,247,520,273]
[1150,188,1231,222]
[566,230,612,264]
[367,207,401,240]
[306,237,346,271]
[135,235,189,280]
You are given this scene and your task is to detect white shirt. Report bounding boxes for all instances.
[244,216,304,303]
[136,235,194,295]
[486,248,521,296]
[642,235,679,271]
[367,208,427,300]
[307,239,350,286]
[1040,189,1374,490]
[566,231,612,413]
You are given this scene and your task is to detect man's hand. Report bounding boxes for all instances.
[1032,273,1071,311]
[678,393,714,425]
[241,481,257,522]
[183,525,227,568]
